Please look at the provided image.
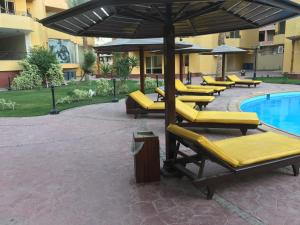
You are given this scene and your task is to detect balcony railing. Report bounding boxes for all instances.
[0,7,37,20]
[0,51,27,60]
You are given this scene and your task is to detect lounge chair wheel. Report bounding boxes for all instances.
[206,186,215,200]
[292,165,299,176]
[240,128,248,136]
[218,91,221,96]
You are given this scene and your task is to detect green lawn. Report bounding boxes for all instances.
[0,80,141,117]
[257,76,300,85]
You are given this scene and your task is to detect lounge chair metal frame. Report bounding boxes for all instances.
[126,95,164,118]
[176,115,258,135]
[169,130,300,200]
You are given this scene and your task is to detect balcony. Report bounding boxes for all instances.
[0,9,35,31]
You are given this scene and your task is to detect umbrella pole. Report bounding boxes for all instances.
[163,4,176,171]
[222,53,226,81]
[139,47,145,93]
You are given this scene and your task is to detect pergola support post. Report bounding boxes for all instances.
[163,3,176,171]
[139,47,145,93]
[97,52,101,77]
[179,52,184,81]
[291,40,295,74]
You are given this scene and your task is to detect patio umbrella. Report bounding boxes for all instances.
[40,0,300,170]
[205,44,246,81]
[94,38,191,93]
[153,44,211,81]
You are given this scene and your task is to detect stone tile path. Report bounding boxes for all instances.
[0,82,299,225]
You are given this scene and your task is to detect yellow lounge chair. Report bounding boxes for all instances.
[176,79,226,95]
[227,74,262,87]
[186,84,226,95]
[175,99,260,135]
[167,124,300,199]
[175,79,215,96]
[202,75,235,88]
[126,90,195,118]
[155,88,215,110]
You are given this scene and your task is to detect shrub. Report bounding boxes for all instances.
[56,96,73,105]
[12,60,42,90]
[46,63,65,86]
[118,82,129,94]
[144,77,157,90]
[100,63,112,77]
[71,89,91,101]
[0,99,16,110]
[27,46,58,82]
[95,79,113,96]
[113,54,138,81]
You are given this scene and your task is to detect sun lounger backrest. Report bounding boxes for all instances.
[175,99,198,122]
[227,75,240,82]
[155,88,165,97]
[167,124,240,166]
[202,76,215,83]
[175,79,188,91]
[129,90,154,109]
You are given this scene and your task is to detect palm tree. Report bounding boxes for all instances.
[216,33,226,79]
[67,0,89,49]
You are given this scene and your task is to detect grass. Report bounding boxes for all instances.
[256,76,300,85]
[0,80,142,117]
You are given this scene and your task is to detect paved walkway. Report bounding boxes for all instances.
[0,82,300,225]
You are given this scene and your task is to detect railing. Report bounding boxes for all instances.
[0,7,36,20]
[0,51,27,60]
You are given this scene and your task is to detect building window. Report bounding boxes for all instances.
[146,55,162,74]
[259,31,265,42]
[267,30,275,41]
[278,21,286,34]
[226,31,240,39]
[0,0,15,14]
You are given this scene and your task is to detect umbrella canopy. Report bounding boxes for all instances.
[204,44,247,80]
[94,38,191,92]
[210,44,247,54]
[40,0,300,170]
[94,38,190,53]
[40,0,300,38]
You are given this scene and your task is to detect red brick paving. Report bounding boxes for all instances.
[0,82,299,225]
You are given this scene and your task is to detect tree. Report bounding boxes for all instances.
[216,33,226,78]
[113,54,138,82]
[81,50,96,81]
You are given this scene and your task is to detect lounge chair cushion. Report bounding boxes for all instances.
[129,90,154,109]
[175,80,214,94]
[168,124,300,168]
[155,87,165,97]
[177,96,215,103]
[203,76,235,85]
[147,102,165,110]
[176,99,259,125]
[186,85,226,92]
[214,132,300,167]
[196,111,259,125]
[227,75,262,84]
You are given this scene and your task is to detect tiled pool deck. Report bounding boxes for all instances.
[0,81,299,225]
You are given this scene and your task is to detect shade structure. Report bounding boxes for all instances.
[94,38,191,92]
[40,0,300,171]
[206,44,247,80]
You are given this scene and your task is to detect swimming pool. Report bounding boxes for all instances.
[240,92,300,136]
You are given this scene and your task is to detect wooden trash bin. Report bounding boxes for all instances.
[132,131,160,183]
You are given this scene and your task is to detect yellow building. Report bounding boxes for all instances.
[0,0,95,87]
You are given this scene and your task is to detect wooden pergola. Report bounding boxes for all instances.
[40,0,300,171]
[94,38,191,93]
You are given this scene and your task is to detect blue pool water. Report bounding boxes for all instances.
[240,92,300,136]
